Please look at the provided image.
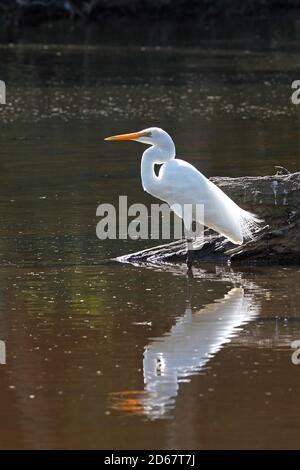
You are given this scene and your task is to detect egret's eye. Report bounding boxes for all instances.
[142,131,152,138]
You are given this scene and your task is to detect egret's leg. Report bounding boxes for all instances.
[186,237,195,274]
[186,272,193,306]
[184,216,195,274]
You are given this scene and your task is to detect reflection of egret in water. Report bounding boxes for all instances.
[109,286,260,419]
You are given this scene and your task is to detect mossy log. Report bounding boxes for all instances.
[120,171,300,266]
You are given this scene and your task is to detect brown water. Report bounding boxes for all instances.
[0,23,300,449]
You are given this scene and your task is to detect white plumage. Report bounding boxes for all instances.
[158,157,260,244]
[105,127,260,246]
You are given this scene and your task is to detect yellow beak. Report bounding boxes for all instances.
[104,131,146,141]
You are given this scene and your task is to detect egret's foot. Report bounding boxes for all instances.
[186,248,195,268]
[186,248,195,278]
[187,265,194,278]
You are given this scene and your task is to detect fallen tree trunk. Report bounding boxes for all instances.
[119,171,300,265]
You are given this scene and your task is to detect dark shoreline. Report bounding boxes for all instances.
[1,0,300,27]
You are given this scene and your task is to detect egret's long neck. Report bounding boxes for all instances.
[141,140,175,197]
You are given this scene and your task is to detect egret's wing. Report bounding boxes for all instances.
[159,159,261,244]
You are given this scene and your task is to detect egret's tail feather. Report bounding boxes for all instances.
[239,209,263,243]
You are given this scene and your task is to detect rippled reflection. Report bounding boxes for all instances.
[110,285,259,419]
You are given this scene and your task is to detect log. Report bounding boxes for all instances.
[118,171,300,266]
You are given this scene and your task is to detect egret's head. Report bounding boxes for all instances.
[104,127,172,148]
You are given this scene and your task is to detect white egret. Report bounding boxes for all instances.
[105,127,260,268]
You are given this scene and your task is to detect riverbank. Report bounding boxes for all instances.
[1,0,300,26]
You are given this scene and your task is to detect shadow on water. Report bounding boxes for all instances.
[109,283,260,419]
[0,256,300,448]
[102,263,300,449]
